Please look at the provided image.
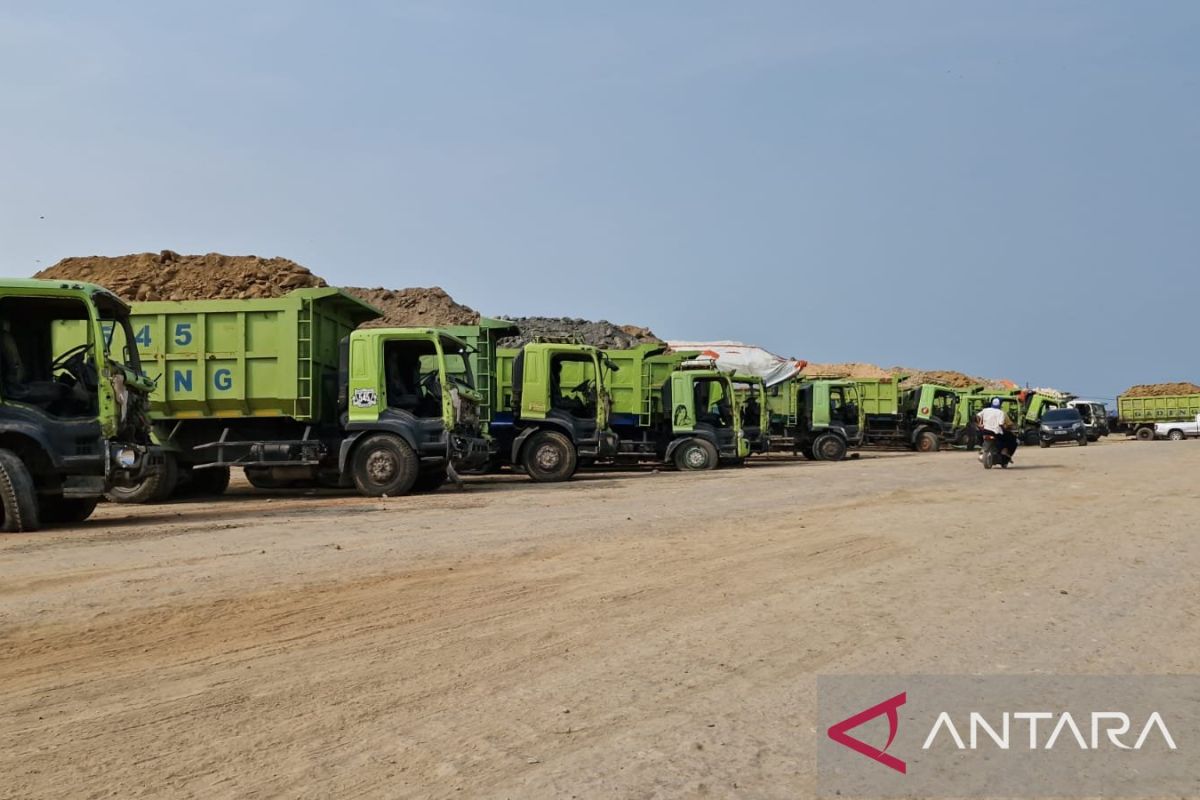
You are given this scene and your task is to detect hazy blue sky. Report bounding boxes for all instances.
[2,2,1197,399]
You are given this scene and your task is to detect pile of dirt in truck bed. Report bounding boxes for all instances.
[1121,382,1200,397]
[34,251,326,301]
[496,317,661,349]
[895,368,1015,390]
[800,362,1017,390]
[799,362,894,379]
[342,287,480,328]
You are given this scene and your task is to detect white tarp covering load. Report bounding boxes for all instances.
[665,341,806,387]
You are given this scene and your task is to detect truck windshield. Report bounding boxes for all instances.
[429,339,474,391]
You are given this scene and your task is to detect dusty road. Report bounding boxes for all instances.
[2,440,1198,799]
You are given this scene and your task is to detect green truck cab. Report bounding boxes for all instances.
[73,288,489,500]
[338,327,490,495]
[853,377,959,452]
[0,278,159,529]
[491,342,620,481]
[766,378,861,461]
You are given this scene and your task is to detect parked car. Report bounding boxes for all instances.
[1152,413,1200,441]
[1066,399,1109,441]
[1038,408,1089,447]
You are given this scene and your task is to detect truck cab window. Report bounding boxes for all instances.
[1,296,99,418]
[695,378,732,428]
[384,340,441,417]
[549,355,597,419]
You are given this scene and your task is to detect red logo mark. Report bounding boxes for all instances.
[827,692,907,774]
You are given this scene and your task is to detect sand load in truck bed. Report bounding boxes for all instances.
[1121,382,1200,397]
[34,251,326,301]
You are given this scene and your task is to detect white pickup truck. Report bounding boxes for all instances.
[1153,413,1200,441]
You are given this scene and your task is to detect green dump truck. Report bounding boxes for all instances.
[853,377,959,452]
[78,288,490,500]
[489,342,620,481]
[1,278,160,529]
[1117,392,1200,441]
[600,344,750,469]
[765,378,861,461]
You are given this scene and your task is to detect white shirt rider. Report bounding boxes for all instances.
[977,404,1008,434]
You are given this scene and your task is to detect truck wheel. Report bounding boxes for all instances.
[0,448,39,532]
[352,434,420,497]
[1168,429,1185,442]
[674,438,718,471]
[1135,427,1155,442]
[106,453,178,504]
[189,466,231,496]
[915,431,940,453]
[412,468,448,493]
[813,433,847,462]
[39,497,99,525]
[522,431,577,482]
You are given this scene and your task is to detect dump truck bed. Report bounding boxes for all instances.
[116,288,379,422]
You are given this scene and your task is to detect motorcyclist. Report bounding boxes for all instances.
[976,397,1018,461]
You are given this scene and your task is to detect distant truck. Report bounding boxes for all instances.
[765,377,861,461]
[490,342,621,481]
[1117,393,1200,441]
[594,344,752,470]
[852,377,960,452]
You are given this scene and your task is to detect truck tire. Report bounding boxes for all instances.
[1168,429,1185,442]
[521,430,577,482]
[352,434,420,497]
[412,468,448,493]
[39,497,98,525]
[914,431,940,453]
[106,453,178,504]
[673,438,718,471]
[813,433,848,462]
[0,448,39,532]
[1136,427,1155,442]
[189,466,231,496]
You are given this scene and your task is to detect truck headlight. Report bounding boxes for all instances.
[115,446,139,468]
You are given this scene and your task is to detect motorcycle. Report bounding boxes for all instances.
[979,430,1013,469]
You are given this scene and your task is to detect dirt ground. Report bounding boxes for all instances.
[2,440,1198,799]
